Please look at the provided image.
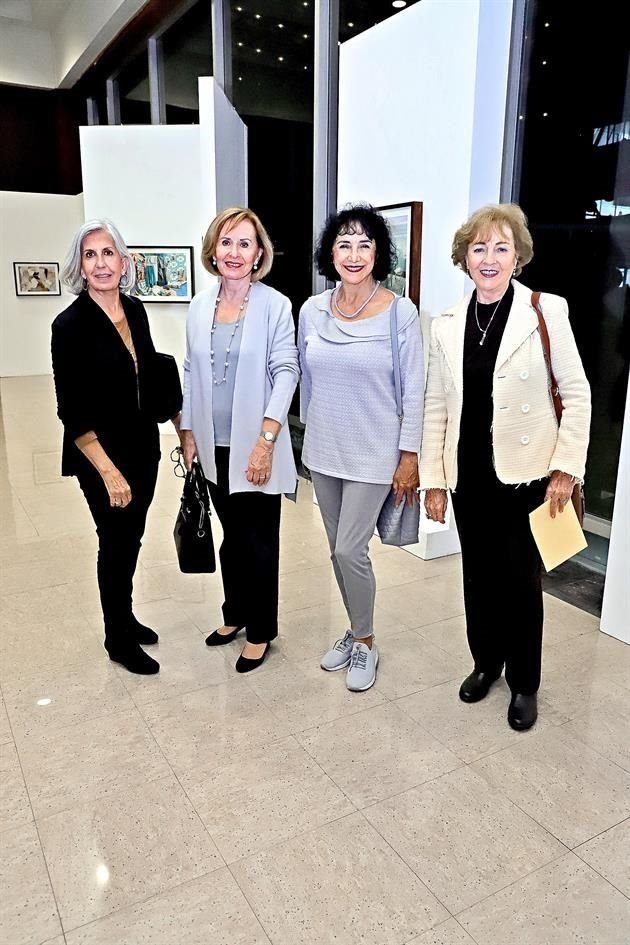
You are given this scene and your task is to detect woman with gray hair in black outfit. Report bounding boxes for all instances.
[51,218,181,675]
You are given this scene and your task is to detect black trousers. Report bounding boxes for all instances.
[208,447,281,645]
[77,456,159,647]
[451,475,547,695]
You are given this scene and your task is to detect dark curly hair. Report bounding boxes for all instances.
[314,204,396,282]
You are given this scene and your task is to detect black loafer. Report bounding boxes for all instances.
[205,625,245,646]
[129,616,158,645]
[105,641,160,675]
[459,668,503,703]
[235,643,270,674]
[508,692,538,731]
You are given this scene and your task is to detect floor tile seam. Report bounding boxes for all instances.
[356,760,467,817]
[553,716,630,777]
[572,813,630,852]
[131,703,231,872]
[242,677,391,732]
[221,863,274,945]
[571,836,630,902]
[450,847,576,922]
[379,668,470,703]
[125,674,236,710]
[57,866,240,939]
[353,806,454,929]
[464,760,584,850]
[5,698,66,942]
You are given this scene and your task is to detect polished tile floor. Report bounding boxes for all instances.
[1,375,629,945]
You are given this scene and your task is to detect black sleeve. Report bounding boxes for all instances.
[51,319,98,441]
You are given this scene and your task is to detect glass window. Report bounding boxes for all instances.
[163,0,213,124]
[118,50,151,124]
[514,0,630,527]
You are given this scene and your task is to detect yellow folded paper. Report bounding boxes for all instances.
[529,498,588,572]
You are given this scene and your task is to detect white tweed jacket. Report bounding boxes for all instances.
[420,279,591,491]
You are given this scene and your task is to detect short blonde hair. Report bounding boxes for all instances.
[201,207,273,281]
[451,203,534,277]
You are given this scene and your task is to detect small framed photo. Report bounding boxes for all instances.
[376,202,423,308]
[14,262,61,296]
[129,247,194,303]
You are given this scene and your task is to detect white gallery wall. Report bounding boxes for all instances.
[338,0,513,317]
[0,191,84,377]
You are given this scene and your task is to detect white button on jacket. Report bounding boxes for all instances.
[521,404,531,413]
[521,435,530,445]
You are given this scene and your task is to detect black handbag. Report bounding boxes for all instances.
[174,463,216,573]
[147,352,183,423]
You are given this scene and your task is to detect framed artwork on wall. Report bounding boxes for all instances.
[375,202,423,308]
[13,262,61,296]
[128,247,194,303]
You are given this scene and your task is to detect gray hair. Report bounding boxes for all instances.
[62,218,136,294]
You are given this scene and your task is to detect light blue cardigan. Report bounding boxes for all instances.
[181,281,300,495]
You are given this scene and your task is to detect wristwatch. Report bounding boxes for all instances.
[260,430,277,443]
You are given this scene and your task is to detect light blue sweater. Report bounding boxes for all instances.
[298,291,424,484]
[181,281,300,495]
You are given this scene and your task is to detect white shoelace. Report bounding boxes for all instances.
[350,645,368,670]
[333,632,353,652]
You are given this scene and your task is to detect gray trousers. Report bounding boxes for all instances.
[311,472,391,639]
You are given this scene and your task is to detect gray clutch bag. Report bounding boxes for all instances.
[376,297,421,547]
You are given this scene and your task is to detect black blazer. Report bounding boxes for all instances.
[51,291,160,477]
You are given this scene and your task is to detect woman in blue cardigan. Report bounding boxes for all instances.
[180,207,299,673]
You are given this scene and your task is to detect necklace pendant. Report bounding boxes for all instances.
[479,334,486,347]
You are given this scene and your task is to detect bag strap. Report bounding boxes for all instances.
[531,291,563,422]
[389,296,403,422]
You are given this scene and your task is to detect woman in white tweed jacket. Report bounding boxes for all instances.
[421,204,590,731]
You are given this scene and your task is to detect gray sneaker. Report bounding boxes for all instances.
[346,641,379,691]
[320,630,354,671]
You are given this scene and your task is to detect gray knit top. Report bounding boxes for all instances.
[298,290,424,484]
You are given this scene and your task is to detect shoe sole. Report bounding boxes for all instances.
[107,654,160,675]
[346,651,379,691]
[320,656,352,672]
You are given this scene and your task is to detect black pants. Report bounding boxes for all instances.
[77,456,158,647]
[208,447,281,645]
[451,476,547,695]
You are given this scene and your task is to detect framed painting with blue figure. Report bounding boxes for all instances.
[129,246,194,303]
[375,203,423,308]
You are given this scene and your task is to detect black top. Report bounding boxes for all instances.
[51,291,160,477]
[457,284,514,488]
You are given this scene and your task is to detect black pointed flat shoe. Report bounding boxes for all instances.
[508,692,538,731]
[235,643,270,674]
[459,668,503,703]
[105,641,160,675]
[205,625,245,647]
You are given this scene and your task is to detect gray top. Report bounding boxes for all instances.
[211,320,243,446]
[298,290,424,484]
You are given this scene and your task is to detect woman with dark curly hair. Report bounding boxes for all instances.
[298,204,424,691]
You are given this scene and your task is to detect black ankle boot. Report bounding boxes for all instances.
[105,640,160,675]
[459,668,503,703]
[508,692,538,730]
[129,615,159,645]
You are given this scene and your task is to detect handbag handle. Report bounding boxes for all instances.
[388,296,403,422]
[531,291,563,423]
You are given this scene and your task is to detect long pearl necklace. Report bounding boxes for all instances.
[210,284,251,385]
[333,280,380,319]
[474,289,507,346]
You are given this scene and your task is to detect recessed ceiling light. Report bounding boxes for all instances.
[304,65,308,70]
[392,0,407,7]
[278,56,284,61]
[543,112,549,117]
[542,59,547,64]
[519,115,524,120]
[256,48,261,53]
[303,33,309,38]
[255,13,261,19]
[278,23,284,28]
[544,21,550,26]
[348,22,355,27]
[238,42,243,46]
[236,5,242,10]
[238,76,243,81]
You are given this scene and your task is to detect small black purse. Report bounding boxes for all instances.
[173,462,216,573]
[147,352,183,423]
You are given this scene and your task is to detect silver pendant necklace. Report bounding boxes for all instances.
[333,280,380,319]
[210,284,251,385]
[474,290,506,346]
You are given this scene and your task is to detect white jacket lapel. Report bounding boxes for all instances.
[495,280,538,373]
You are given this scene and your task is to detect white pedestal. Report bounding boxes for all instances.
[600,381,630,644]
[403,491,461,560]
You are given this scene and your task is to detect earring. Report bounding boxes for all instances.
[212,256,217,266]
[253,261,259,271]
